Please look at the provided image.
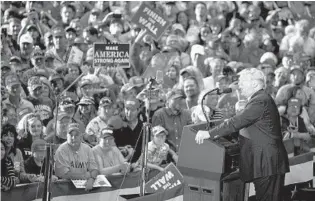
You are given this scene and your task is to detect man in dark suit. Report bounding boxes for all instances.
[196,68,289,201]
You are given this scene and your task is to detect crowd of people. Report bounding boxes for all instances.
[1,1,315,192]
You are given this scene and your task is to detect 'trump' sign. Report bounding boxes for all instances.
[93,43,130,68]
[145,163,184,193]
[131,3,170,40]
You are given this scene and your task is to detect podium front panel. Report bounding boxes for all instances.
[177,123,225,180]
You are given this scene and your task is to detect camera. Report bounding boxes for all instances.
[113,13,122,19]
[1,28,7,37]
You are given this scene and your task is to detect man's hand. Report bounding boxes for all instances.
[135,29,147,43]
[158,167,165,172]
[85,178,94,191]
[172,154,178,164]
[84,172,91,180]
[195,130,211,144]
[119,162,130,174]
[51,175,59,182]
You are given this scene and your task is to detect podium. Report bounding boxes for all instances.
[177,123,244,201]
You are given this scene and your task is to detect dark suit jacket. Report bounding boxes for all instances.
[209,89,290,182]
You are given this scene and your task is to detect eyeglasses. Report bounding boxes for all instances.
[100,98,112,106]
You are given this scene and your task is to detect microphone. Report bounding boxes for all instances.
[217,88,232,95]
[204,88,232,96]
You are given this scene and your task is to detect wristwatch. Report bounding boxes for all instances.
[91,175,97,180]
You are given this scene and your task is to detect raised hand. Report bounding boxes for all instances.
[135,29,147,43]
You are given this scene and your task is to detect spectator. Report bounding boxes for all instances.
[60,3,76,28]
[1,140,15,191]
[92,126,130,175]
[183,76,200,109]
[54,123,98,191]
[24,139,58,183]
[26,76,54,126]
[69,19,83,36]
[74,97,97,128]
[39,76,55,104]
[176,11,189,31]
[45,111,69,144]
[164,60,180,90]
[276,66,315,117]
[19,33,34,69]
[16,113,45,158]
[239,30,265,66]
[65,26,77,45]
[112,98,143,163]
[281,98,311,156]
[2,73,35,126]
[134,125,178,172]
[82,26,99,48]
[152,89,192,152]
[46,26,68,69]
[274,67,290,91]
[203,57,225,90]
[177,65,205,92]
[23,47,56,84]
[1,125,26,184]
[85,97,114,146]
[280,19,315,59]
[7,18,21,55]
[49,73,65,96]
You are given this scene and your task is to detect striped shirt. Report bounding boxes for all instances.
[1,158,16,191]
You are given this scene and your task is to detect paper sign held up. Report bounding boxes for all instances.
[67,46,84,65]
[131,3,170,40]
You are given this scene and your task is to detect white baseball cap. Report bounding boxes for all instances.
[20,33,34,44]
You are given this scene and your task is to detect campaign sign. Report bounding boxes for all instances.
[145,163,184,193]
[131,3,170,40]
[93,43,130,68]
[67,46,84,65]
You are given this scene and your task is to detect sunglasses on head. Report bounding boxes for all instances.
[100,98,112,105]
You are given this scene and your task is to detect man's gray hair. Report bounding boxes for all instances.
[238,68,266,88]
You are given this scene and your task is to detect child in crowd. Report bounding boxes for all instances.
[24,139,58,183]
[134,125,178,172]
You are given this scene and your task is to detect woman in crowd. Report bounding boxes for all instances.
[1,140,15,191]
[1,125,27,184]
[176,11,189,31]
[16,113,45,158]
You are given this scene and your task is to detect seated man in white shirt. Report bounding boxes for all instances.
[92,126,130,176]
[54,123,99,191]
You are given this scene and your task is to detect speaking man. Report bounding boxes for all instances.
[195,68,289,201]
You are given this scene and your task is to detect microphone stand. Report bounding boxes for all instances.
[201,88,220,130]
[139,77,155,196]
[42,72,85,201]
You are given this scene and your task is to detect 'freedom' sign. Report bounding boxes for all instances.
[145,163,184,193]
[93,43,130,68]
[131,3,170,40]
